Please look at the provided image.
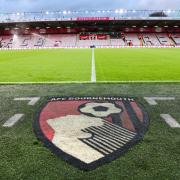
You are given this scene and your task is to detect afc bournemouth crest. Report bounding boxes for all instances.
[34,97,149,170]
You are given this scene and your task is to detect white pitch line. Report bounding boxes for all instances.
[14,97,40,106]
[144,97,175,105]
[160,114,180,128]
[3,114,24,127]
[91,48,96,82]
[0,80,180,84]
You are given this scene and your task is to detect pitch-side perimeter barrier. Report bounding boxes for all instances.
[0,45,180,51]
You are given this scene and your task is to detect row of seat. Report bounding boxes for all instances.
[0,33,179,48]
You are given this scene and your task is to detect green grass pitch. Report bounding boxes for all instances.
[0,48,180,179]
[96,48,180,81]
[0,48,180,82]
[0,49,91,82]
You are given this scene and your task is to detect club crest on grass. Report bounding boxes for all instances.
[34,97,149,170]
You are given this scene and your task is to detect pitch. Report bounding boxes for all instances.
[0,48,180,179]
[0,48,180,82]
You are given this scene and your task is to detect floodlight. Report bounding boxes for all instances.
[119,9,124,14]
[167,9,172,14]
[63,11,67,15]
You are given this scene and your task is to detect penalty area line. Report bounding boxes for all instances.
[91,48,96,82]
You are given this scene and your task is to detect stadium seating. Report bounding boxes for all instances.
[110,39,125,46]
[156,33,172,46]
[78,39,111,47]
[16,35,32,48]
[171,34,180,45]
[0,36,13,48]
[125,34,141,46]
[0,33,178,49]
[142,33,161,46]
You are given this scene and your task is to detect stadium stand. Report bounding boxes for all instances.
[142,33,162,46]
[78,40,111,47]
[125,34,141,46]
[110,39,125,46]
[17,35,32,48]
[58,34,77,47]
[171,34,180,45]
[0,33,179,48]
[0,9,180,49]
[156,33,172,46]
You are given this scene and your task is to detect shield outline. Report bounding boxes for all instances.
[33,96,149,171]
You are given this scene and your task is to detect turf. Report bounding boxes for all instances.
[95,48,180,81]
[1,48,180,82]
[0,48,180,82]
[0,83,180,180]
[0,49,91,82]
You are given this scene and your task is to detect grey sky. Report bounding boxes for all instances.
[0,0,180,13]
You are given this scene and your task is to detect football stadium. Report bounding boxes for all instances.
[0,1,180,179]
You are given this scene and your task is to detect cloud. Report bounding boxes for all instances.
[0,0,179,12]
